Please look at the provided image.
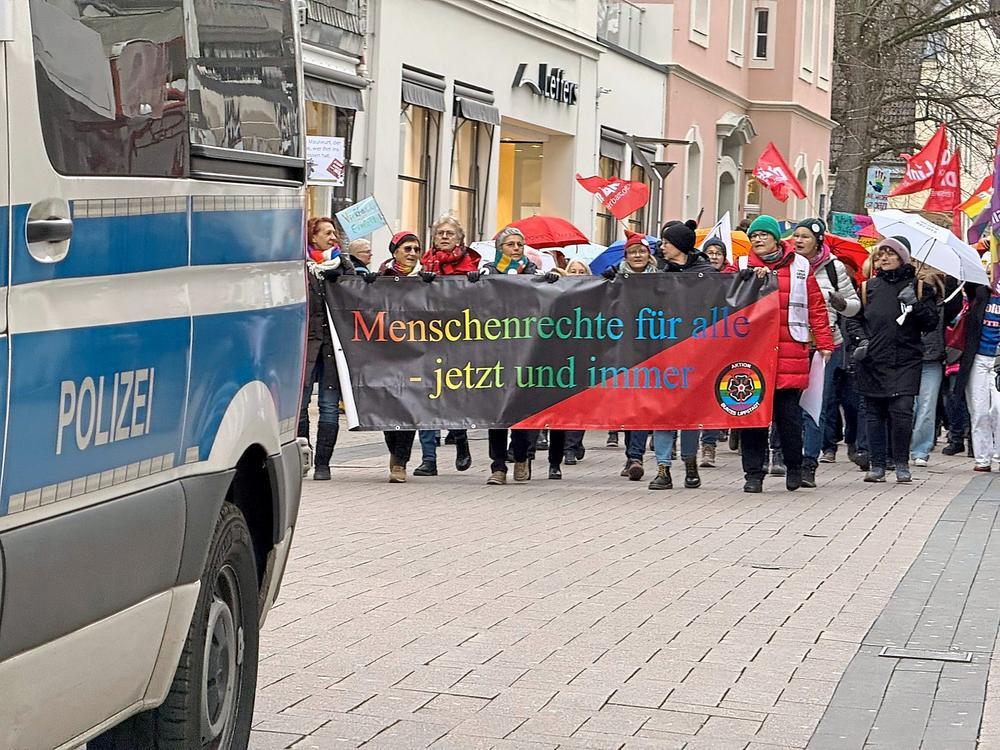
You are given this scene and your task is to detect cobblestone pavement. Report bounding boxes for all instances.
[252,426,998,749]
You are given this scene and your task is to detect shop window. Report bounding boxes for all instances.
[398,102,440,242]
[451,118,494,242]
[29,0,189,177]
[595,155,621,247]
[306,100,357,219]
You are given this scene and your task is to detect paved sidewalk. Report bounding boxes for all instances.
[253,427,994,749]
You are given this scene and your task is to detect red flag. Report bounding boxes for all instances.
[752,143,806,202]
[890,124,948,196]
[924,146,961,213]
[575,174,650,220]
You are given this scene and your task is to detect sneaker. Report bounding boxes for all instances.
[389,463,407,483]
[896,465,912,483]
[974,464,992,473]
[513,461,531,482]
[620,460,631,477]
[486,470,506,485]
[648,465,673,490]
[913,457,929,467]
[769,451,786,477]
[548,464,562,480]
[627,459,644,481]
[744,477,763,493]
[606,432,619,448]
[699,444,717,468]
[941,442,965,456]
[313,465,331,481]
[801,466,816,488]
[536,430,549,450]
[854,451,871,472]
[864,467,886,483]
[564,454,577,466]
[820,450,836,463]
[413,461,437,477]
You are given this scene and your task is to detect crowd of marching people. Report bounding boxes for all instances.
[301,210,1000,493]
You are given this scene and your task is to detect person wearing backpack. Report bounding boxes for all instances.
[790,218,861,487]
[847,237,938,483]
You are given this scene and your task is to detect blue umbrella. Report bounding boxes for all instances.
[589,235,660,275]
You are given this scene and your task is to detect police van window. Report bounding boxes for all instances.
[186,0,302,179]
[29,0,188,177]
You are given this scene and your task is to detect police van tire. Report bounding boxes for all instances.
[157,501,260,749]
[88,502,259,749]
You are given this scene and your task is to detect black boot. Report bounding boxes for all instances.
[313,421,339,481]
[413,461,438,476]
[548,464,562,480]
[455,436,472,472]
[648,465,672,490]
[683,456,701,488]
[744,477,763,493]
[786,467,802,491]
[941,442,965,456]
[801,465,817,488]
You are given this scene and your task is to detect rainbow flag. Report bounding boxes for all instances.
[957,174,993,220]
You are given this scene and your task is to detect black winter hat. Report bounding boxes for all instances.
[662,222,697,255]
[702,236,728,258]
[795,217,826,246]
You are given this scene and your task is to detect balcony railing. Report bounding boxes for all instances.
[597,0,644,55]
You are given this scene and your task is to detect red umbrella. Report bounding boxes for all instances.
[503,215,589,249]
[827,234,870,284]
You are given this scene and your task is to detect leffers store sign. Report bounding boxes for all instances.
[513,63,578,106]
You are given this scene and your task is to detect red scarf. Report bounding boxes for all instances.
[421,245,481,275]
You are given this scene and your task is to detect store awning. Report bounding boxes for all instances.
[401,66,446,112]
[304,75,363,111]
[599,127,626,163]
[454,96,500,126]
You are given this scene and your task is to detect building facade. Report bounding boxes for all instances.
[361,0,668,254]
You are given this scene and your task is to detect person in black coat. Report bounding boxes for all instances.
[300,217,355,480]
[847,237,938,483]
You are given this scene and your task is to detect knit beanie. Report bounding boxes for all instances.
[662,222,697,255]
[702,236,728,259]
[747,215,782,242]
[795,217,826,246]
[389,231,419,254]
[624,231,650,252]
[495,226,525,252]
[877,235,912,265]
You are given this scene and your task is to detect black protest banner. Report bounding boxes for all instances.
[326,274,778,430]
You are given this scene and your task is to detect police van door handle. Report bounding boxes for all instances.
[26,217,73,244]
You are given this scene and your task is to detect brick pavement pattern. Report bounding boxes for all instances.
[252,429,992,749]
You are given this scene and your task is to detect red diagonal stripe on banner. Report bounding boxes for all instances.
[512,294,780,430]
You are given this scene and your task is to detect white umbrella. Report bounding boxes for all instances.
[560,243,608,261]
[871,209,988,285]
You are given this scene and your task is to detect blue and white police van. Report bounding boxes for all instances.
[0,2,308,748]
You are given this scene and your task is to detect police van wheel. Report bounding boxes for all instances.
[92,503,259,749]
[162,502,260,749]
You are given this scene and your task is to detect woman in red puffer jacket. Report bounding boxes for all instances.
[741,215,834,493]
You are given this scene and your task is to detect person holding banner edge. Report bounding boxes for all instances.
[741,215,834,493]
[412,215,479,477]
[301,216,355,481]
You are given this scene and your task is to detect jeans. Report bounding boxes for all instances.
[624,430,648,461]
[652,430,700,466]
[742,389,803,480]
[489,429,532,473]
[910,362,944,460]
[803,346,842,466]
[866,395,914,469]
[966,354,1000,466]
[418,430,439,463]
[418,429,468,463]
[297,353,340,437]
[945,373,970,445]
[701,430,718,446]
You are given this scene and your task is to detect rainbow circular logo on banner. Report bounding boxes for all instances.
[715,362,765,417]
